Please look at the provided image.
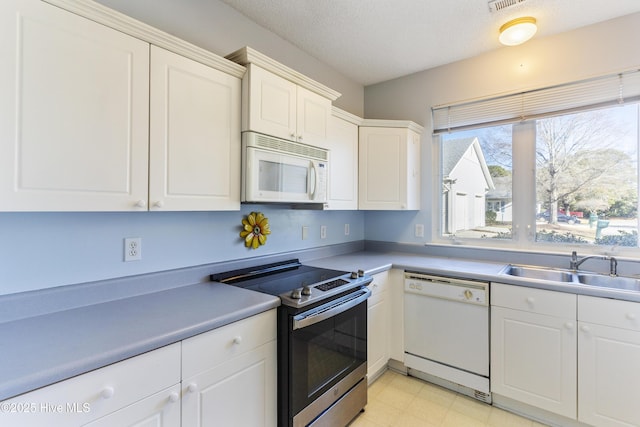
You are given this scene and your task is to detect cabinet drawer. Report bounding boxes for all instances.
[369,271,390,296]
[579,295,640,331]
[491,283,576,317]
[182,309,276,379]
[2,343,181,427]
[83,384,181,427]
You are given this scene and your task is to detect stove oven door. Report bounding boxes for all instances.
[284,288,369,426]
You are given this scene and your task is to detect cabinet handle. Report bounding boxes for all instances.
[153,200,164,208]
[135,200,146,208]
[290,133,296,139]
[626,313,637,320]
[525,297,535,305]
[187,383,198,394]
[233,336,243,345]
[298,135,303,140]
[101,387,115,399]
[168,392,180,403]
[580,325,591,333]
[564,322,574,330]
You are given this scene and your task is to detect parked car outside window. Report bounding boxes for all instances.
[536,211,581,225]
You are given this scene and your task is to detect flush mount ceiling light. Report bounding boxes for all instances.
[499,16,537,46]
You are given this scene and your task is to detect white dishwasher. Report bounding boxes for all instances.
[404,271,490,402]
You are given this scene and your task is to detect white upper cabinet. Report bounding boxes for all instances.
[244,64,297,141]
[0,0,244,212]
[358,121,422,210]
[243,64,331,146]
[0,0,150,211]
[149,46,240,211]
[324,108,360,210]
[226,47,340,147]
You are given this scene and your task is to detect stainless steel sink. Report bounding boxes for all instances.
[577,273,640,292]
[502,265,575,283]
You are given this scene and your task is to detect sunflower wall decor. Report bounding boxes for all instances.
[240,211,271,249]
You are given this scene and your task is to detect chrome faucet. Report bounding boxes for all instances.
[569,251,618,276]
[609,257,618,276]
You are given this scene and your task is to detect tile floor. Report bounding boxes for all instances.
[349,370,548,427]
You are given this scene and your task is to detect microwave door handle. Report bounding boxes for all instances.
[309,162,317,199]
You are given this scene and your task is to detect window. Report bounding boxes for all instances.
[434,70,640,249]
[441,125,513,240]
[535,105,639,246]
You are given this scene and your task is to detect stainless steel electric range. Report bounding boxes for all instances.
[211,259,372,427]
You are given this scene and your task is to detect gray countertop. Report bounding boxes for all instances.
[307,251,640,303]
[0,282,279,401]
[3,249,639,402]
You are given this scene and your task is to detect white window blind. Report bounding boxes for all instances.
[432,69,640,134]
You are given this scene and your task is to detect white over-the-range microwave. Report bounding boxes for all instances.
[241,131,329,204]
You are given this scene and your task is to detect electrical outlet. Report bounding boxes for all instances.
[320,225,327,239]
[124,237,142,261]
[302,226,309,240]
[415,224,424,238]
[344,224,350,236]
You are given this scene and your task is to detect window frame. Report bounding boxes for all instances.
[433,112,640,256]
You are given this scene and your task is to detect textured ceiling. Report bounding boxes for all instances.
[220,0,640,86]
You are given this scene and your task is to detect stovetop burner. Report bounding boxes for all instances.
[211,259,371,308]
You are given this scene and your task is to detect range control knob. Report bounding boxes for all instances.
[463,289,473,300]
[291,289,302,299]
[358,269,365,277]
[302,286,312,296]
[350,271,358,279]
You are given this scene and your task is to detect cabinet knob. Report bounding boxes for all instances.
[101,387,115,399]
[564,322,574,330]
[153,200,164,208]
[298,135,303,140]
[290,132,296,139]
[233,336,243,345]
[168,392,180,403]
[581,325,591,333]
[135,200,146,208]
[525,297,535,305]
[187,383,198,394]
[626,313,637,320]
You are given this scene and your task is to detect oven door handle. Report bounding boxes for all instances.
[292,287,371,330]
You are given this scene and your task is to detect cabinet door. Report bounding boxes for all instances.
[181,341,277,427]
[149,46,240,211]
[82,385,180,427]
[367,272,390,381]
[579,323,640,426]
[359,127,418,210]
[0,0,149,211]
[491,306,577,419]
[325,115,358,210]
[245,64,296,141]
[296,86,330,146]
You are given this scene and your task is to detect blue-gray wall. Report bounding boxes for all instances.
[0,208,364,295]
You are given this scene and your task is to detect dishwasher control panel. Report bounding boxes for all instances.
[404,272,488,305]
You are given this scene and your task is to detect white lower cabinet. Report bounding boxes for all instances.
[181,309,277,427]
[1,310,277,427]
[367,271,390,381]
[491,283,577,419]
[578,295,640,427]
[0,343,181,427]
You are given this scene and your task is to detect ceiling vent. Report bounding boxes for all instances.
[488,0,528,12]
